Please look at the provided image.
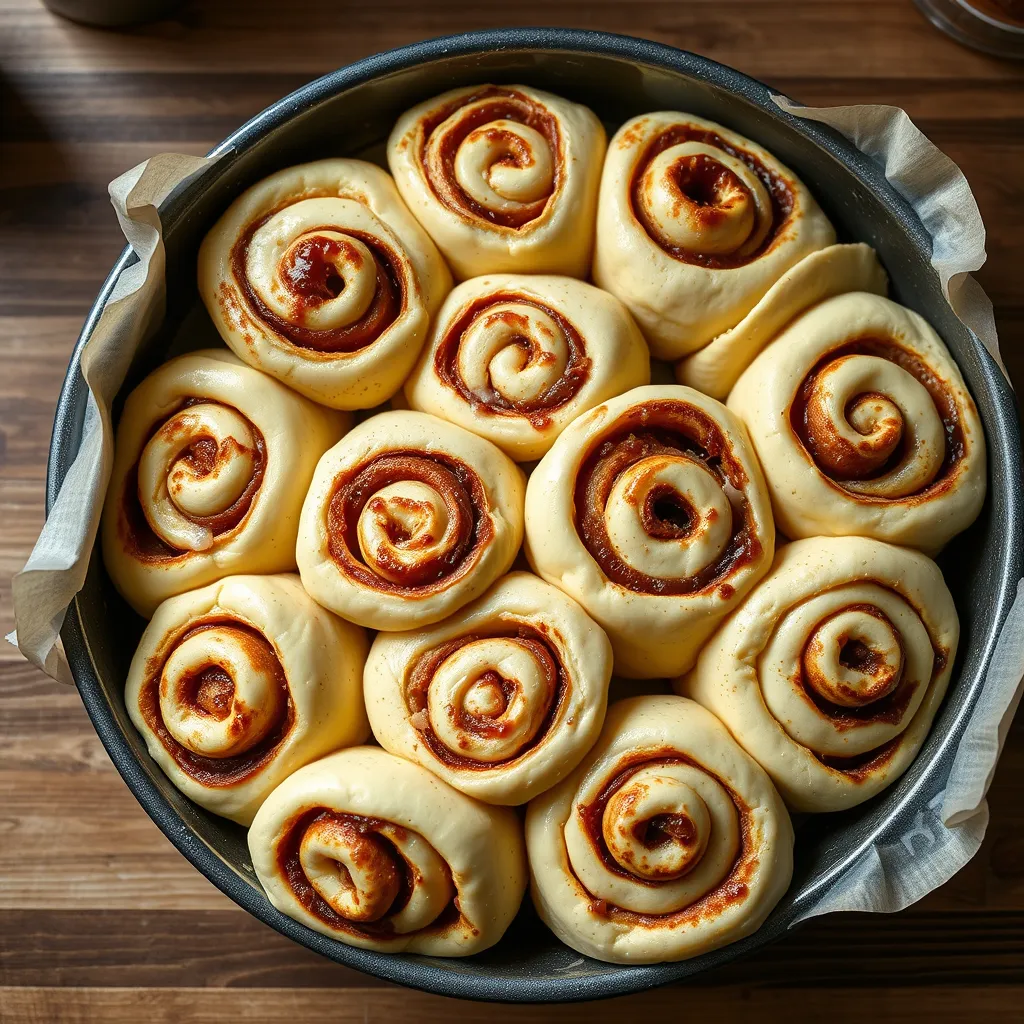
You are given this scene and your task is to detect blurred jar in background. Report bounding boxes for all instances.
[916,0,1024,57]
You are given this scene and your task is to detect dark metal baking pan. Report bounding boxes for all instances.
[47,27,1024,1004]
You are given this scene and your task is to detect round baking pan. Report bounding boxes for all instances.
[48,28,1023,1003]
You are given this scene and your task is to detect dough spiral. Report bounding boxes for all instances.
[363,572,613,805]
[678,536,959,812]
[248,746,527,955]
[387,85,606,278]
[526,695,793,964]
[297,410,525,631]
[404,274,650,461]
[728,292,986,553]
[525,385,774,678]
[594,112,835,360]
[198,159,451,409]
[126,574,368,824]
[102,350,345,617]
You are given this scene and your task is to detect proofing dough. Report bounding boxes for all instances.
[594,111,835,359]
[678,536,959,812]
[364,572,613,805]
[388,85,606,278]
[126,573,368,825]
[248,746,527,955]
[297,410,525,631]
[525,385,775,678]
[198,159,451,409]
[527,695,793,964]
[404,274,650,461]
[101,349,346,617]
[676,243,887,399]
[728,291,987,553]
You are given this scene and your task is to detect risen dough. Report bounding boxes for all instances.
[404,274,650,461]
[198,159,451,409]
[101,349,346,617]
[363,572,613,805]
[126,573,368,825]
[676,243,887,398]
[594,111,835,359]
[678,536,959,812]
[248,746,526,955]
[525,385,774,678]
[388,85,606,278]
[728,291,987,553]
[297,410,525,631]
[527,695,793,964]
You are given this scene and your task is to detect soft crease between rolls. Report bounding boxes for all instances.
[388,85,606,278]
[102,350,345,617]
[678,536,959,812]
[675,242,888,399]
[525,385,775,678]
[248,746,527,955]
[404,274,650,460]
[728,291,987,553]
[364,572,613,805]
[527,695,794,963]
[199,159,451,409]
[125,573,369,824]
[594,111,836,360]
[297,410,525,631]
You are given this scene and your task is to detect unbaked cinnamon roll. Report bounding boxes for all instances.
[525,385,774,678]
[101,350,345,617]
[364,572,613,805]
[594,112,835,360]
[404,274,650,461]
[387,85,606,279]
[297,410,525,631]
[126,574,368,825]
[198,159,451,409]
[678,536,959,812]
[248,746,526,955]
[728,292,987,553]
[676,243,887,399]
[527,695,793,964]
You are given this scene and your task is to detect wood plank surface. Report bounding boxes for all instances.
[1,0,1023,1021]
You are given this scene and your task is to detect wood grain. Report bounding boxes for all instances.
[1,0,1023,1020]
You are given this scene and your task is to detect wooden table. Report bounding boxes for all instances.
[2,1,1023,1020]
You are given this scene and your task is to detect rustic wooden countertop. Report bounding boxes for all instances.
[1,1,1023,1020]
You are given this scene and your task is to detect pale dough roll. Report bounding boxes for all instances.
[524,385,775,678]
[404,274,650,461]
[727,291,986,553]
[198,159,452,409]
[125,573,368,825]
[676,243,887,399]
[364,572,613,805]
[297,410,525,631]
[248,746,526,955]
[101,349,346,618]
[527,695,793,964]
[387,85,606,279]
[678,537,958,812]
[593,111,836,360]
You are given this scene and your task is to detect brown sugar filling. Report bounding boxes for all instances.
[789,335,967,501]
[573,400,762,595]
[326,450,492,594]
[630,123,795,267]
[419,86,562,229]
[137,620,291,787]
[405,624,567,769]
[434,293,592,427]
